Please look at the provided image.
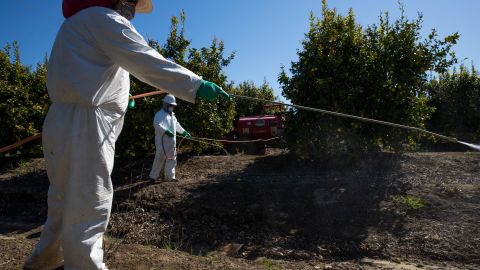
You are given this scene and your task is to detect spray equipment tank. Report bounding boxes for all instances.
[226,104,285,154]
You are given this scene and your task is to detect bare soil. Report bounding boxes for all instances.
[1,149,479,269]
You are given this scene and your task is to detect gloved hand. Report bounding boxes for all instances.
[165,129,174,138]
[182,130,192,139]
[128,93,135,109]
[196,80,231,101]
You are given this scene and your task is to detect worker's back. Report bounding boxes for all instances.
[47,7,130,113]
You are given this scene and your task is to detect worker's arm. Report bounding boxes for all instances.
[92,11,201,103]
[174,118,192,139]
[153,112,173,137]
[155,123,174,138]
[175,119,185,135]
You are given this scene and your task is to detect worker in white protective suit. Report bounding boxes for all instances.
[24,0,230,269]
[149,94,192,182]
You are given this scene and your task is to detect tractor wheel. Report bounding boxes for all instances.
[246,142,258,154]
[256,143,266,155]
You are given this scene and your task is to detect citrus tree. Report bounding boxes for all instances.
[116,11,236,156]
[232,80,276,117]
[0,42,49,156]
[427,65,480,142]
[279,1,459,158]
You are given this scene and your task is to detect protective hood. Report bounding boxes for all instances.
[63,0,113,18]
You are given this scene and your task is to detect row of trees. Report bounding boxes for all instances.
[0,42,49,155]
[116,12,276,156]
[427,65,480,142]
[0,12,276,157]
[1,4,479,158]
[279,1,477,157]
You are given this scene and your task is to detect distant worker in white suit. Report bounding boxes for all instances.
[150,94,191,182]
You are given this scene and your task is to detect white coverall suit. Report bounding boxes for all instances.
[24,7,201,270]
[149,109,185,181]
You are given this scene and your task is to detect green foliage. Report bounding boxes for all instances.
[427,65,480,142]
[392,195,424,211]
[279,1,458,158]
[260,258,282,270]
[116,11,237,156]
[233,80,276,117]
[0,42,49,156]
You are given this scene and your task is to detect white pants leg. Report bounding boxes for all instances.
[163,136,177,181]
[23,180,64,269]
[149,136,166,180]
[165,158,177,180]
[25,104,120,270]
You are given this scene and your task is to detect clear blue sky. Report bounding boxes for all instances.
[2,1,479,101]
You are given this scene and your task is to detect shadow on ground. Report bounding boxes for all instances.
[2,150,479,266]
[0,168,48,235]
[110,151,409,261]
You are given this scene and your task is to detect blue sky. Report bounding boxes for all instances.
[2,1,479,101]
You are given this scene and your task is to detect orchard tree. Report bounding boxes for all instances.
[116,11,236,156]
[0,42,49,155]
[233,80,276,117]
[279,0,458,158]
[427,65,480,142]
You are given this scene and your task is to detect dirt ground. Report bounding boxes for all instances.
[1,149,479,269]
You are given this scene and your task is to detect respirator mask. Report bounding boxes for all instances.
[115,0,137,20]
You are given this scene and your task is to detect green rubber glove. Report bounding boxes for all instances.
[196,80,231,101]
[182,130,192,139]
[128,93,135,109]
[165,129,174,138]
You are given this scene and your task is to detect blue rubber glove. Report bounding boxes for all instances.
[182,130,192,139]
[165,130,174,138]
[128,93,135,109]
[196,80,231,101]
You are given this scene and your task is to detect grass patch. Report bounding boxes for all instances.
[392,195,424,210]
[260,258,282,270]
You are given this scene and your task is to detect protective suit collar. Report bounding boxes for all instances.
[63,0,113,18]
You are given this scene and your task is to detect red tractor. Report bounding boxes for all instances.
[226,104,285,154]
